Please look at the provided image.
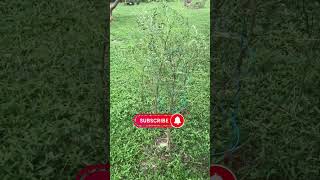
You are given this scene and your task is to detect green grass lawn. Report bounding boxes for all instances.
[2,1,318,179]
[212,12,320,178]
[110,2,210,179]
[1,1,107,179]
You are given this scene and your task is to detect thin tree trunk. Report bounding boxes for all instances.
[110,0,121,21]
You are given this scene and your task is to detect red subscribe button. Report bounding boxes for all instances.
[133,113,185,128]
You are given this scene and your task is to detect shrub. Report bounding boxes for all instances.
[136,3,206,114]
[130,3,208,151]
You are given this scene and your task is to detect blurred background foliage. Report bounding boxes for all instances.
[212,0,320,179]
[0,0,107,179]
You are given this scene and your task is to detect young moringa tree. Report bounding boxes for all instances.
[136,4,207,151]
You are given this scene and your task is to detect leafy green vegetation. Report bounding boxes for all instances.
[1,1,107,179]
[212,0,320,179]
[111,2,209,179]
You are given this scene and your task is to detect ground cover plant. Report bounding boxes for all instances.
[1,1,107,179]
[110,2,210,179]
[212,0,320,179]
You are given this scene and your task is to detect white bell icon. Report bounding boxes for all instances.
[174,116,181,125]
[211,173,223,180]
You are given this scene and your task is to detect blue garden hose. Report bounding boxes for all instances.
[212,17,248,157]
